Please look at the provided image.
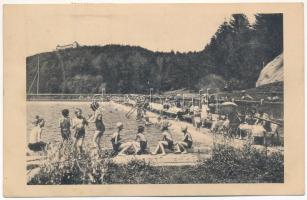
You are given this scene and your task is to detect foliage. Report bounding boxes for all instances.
[28,142,283,184]
[26,14,283,94]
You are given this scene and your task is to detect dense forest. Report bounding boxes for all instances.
[26,14,283,94]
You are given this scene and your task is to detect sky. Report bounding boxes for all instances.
[20,5,256,55]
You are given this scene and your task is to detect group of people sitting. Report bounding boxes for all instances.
[112,120,193,156]
[28,101,193,158]
[209,111,280,146]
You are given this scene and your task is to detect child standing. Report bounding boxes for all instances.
[110,122,123,155]
[72,108,88,157]
[59,109,72,143]
[88,101,105,152]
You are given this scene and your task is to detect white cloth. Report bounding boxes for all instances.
[29,126,42,144]
[251,125,266,137]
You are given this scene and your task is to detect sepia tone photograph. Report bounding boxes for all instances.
[26,12,284,185]
[3,3,304,197]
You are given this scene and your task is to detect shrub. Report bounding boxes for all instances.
[28,142,283,184]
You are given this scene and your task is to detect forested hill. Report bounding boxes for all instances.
[26,14,283,94]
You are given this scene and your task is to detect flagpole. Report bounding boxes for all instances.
[36,56,40,95]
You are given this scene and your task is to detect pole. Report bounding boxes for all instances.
[36,56,40,95]
[101,88,105,102]
[207,88,210,107]
[150,88,153,103]
[216,93,219,114]
[199,90,202,108]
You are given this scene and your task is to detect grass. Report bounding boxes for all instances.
[28,142,284,184]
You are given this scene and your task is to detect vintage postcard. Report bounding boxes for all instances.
[3,3,304,196]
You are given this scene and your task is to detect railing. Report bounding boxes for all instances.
[27,93,283,120]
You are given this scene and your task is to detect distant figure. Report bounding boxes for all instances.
[135,99,145,121]
[88,101,105,152]
[193,106,201,131]
[28,117,47,152]
[220,116,230,136]
[261,113,272,132]
[163,99,171,110]
[241,90,254,100]
[175,126,193,154]
[59,109,72,143]
[152,121,174,155]
[155,116,162,128]
[201,102,210,127]
[72,108,88,157]
[272,96,280,102]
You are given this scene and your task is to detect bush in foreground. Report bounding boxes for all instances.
[28,143,283,184]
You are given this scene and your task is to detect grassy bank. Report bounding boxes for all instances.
[28,142,283,184]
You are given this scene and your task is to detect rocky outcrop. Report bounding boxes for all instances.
[256,54,283,87]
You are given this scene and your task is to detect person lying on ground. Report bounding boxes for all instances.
[174,126,193,154]
[152,121,174,155]
[88,101,105,153]
[28,117,47,153]
[72,108,88,158]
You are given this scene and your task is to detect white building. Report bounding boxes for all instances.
[56,41,80,50]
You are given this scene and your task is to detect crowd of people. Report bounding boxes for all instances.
[28,100,194,158]
[158,97,282,146]
[28,92,282,160]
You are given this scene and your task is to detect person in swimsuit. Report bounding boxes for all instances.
[111,122,123,155]
[88,101,105,152]
[28,117,47,153]
[193,106,202,131]
[175,126,193,154]
[133,125,148,155]
[118,125,148,156]
[72,108,88,156]
[59,109,72,143]
[152,121,174,155]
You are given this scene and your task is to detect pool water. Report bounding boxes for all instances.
[27,101,183,151]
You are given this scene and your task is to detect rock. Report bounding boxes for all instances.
[256,54,283,87]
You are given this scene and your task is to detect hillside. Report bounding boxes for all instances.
[27,45,209,94]
[26,14,283,94]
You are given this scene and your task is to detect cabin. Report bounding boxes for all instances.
[56,41,80,50]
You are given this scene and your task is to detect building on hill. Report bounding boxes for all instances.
[56,41,80,50]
